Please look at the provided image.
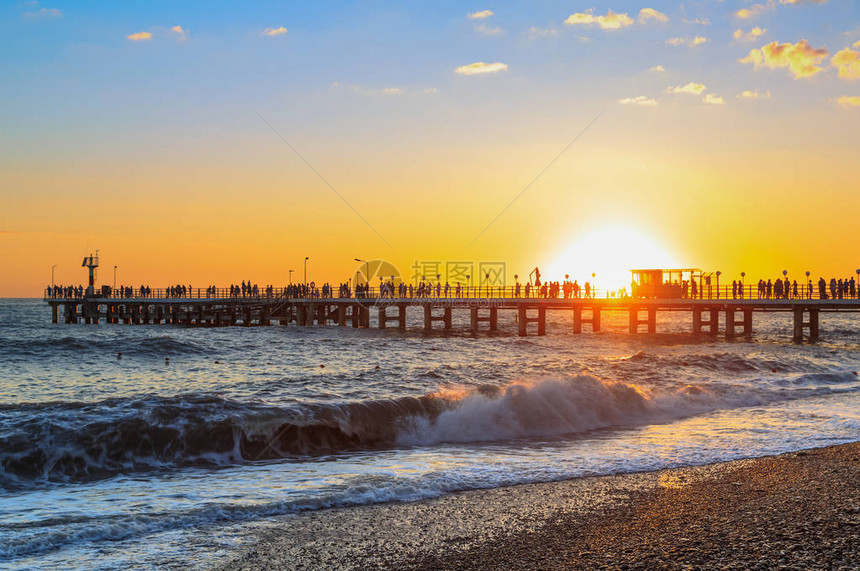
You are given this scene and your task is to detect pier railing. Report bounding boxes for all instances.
[43,283,860,302]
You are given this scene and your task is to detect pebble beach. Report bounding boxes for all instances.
[220,442,860,570]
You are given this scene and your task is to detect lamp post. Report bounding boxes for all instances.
[806,271,811,299]
[592,273,596,298]
[113,265,117,290]
[856,269,859,299]
[716,271,721,299]
[304,257,309,285]
[51,264,57,292]
[354,258,369,287]
[289,269,294,284]
[740,272,745,299]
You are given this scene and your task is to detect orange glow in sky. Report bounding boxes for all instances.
[2,2,859,296]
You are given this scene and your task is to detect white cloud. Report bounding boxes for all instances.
[666,36,709,47]
[454,61,508,75]
[836,95,860,107]
[381,87,402,94]
[737,89,773,99]
[650,65,666,72]
[127,31,153,41]
[667,82,706,95]
[619,96,658,106]
[171,26,187,35]
[638,8,668,24]
[467,10,494,20]
[736,0,776,19]
[832,48,860,79]
[734,27,767,42]
[702,94,725,105]
[474,23,504,35]
[262,27,288,36]
[683,18,711,26]
[740,39,829,79]
[564,9,633,30]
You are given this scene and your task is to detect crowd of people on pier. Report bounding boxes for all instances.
[740,276,857,300]
[44,274,860,301]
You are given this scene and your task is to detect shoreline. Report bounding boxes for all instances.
[217,441,860,570]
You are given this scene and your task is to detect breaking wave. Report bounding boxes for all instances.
[2,374,857,489]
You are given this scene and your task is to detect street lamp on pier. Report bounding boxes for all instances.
[289,269,294,284]
[354,258,369,293]
[304,257,309,285]
[51,264,58,292]
[716,271,721,299]
[114,265,118,290]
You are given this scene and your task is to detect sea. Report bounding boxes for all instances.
[1,298,859,569]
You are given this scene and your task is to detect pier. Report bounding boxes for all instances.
[44,286,860,341]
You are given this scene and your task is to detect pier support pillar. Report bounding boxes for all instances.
[629,307,657,334]
[538,306,546,336]
[725,308,736,339]
[398,304,407,330]
[793,307,819,342]
[470,306,498,333]
[574,306,600,333]
[518,305,545,336]
[51,304,59,324]
[424,305,453,332]
[693,307,719,336]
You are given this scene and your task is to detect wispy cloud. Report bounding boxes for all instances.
[527,26,558,38]
[467,10,494,20]
[618,96,658,106]
[683,18,711,26]
[832,48,860,79]
[262,27,288,36]
[454,61,508,75]
[734,27,767,42]
[474,23,504,36]
[737,89,773,99]
[564,9,633,30]
[702,94,725,105]
[127,31,153,41]
[836,95,860,107]
[650,65,666,72]
[23,6,62,18]
[666,36,709,47]
[740,39,829,79]
[736,0,776,19]
[638,8,668,24]
[667,82,706,95]
[780,0,827,4]
[381,87,402,94]
[171,25,187,35]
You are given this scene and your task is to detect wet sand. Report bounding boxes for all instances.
[217,442,860,570]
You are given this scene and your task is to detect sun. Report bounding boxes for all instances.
[545,225,680,294]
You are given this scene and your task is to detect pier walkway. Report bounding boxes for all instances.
[44,286,860,341]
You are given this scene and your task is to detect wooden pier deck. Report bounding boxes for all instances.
[44,291,860,341]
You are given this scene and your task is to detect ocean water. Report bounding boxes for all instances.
[1,298,859,569]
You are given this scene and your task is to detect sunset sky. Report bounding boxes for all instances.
[2,0,859,296]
